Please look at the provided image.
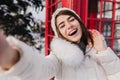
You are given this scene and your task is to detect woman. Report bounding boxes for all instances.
[0,8,120,80]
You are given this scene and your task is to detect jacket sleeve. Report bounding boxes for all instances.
[96,47,120,80]
[0,36,60,80]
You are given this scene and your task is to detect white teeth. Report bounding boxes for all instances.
[68,29,77,36]
[70,29,76,34]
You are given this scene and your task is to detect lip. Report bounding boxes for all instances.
[68,28,78,36]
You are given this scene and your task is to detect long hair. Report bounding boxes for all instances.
[55,10,94,55]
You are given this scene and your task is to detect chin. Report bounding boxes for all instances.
[69,39,80,43]
[73,37,81,42]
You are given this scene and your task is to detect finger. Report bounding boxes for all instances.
[92,30,101,36]
[88,40,92,48]
[89,29,101,41]
[89,30,97,38]
[91,30,101,38]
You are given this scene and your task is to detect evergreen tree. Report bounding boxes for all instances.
[0,0,44,47]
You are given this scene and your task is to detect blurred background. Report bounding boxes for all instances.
[0,0,46,55]
[1,0,120,80]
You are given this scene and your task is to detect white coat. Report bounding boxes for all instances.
[1,36,120,80]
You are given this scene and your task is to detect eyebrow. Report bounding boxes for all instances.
[57,16,73,27]
[58,21,64,28]
[67,16,73,20]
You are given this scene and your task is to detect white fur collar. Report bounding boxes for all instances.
[50,37,84,67]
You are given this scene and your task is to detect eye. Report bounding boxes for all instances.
[59,24,65,29]
[69,17,75,22]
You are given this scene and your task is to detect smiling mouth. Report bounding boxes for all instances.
[68,29,78,36]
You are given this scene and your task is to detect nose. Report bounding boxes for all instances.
[66,21,72,29]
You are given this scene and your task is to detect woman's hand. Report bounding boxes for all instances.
[0,30,20,70]
[89,29,107,52]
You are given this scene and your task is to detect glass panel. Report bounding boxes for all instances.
[115,3,120,20]
[114,40,120,54]
[57,2,62,8]
[97,1,113,19]
[106,40,111,47]
[114,23,120,38]
[102,21,112,37]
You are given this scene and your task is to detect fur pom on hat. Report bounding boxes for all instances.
[51,8,81,37]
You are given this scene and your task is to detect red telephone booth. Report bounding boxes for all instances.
[45,0,120,55]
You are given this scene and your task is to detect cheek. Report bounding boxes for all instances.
[59,29,66,37]
[78,25,82,34]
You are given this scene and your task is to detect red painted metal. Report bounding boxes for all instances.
[62,0,73,8]
[99,0,103,32]
[45,0,49,55]
[111,0,116,48]
[88,0,98,29]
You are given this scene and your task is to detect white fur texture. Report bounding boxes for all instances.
[50,37,84,67]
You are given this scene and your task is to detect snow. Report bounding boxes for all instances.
[26,6,46,22]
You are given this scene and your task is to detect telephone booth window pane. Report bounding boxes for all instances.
[57,2,62,8]
[102,21,112,37]
[115,3,120,20]
[116,14,120,20]
[103,2,112,19]
[114,40,120,54]
[117,4,120,9]
[114,23,120,38]
[106,40,111,48]
[97,2,112,19]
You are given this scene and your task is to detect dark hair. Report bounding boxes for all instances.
[55,10,94,55]
[0,20,4,29]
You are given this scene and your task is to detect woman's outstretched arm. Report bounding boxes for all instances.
[0,30,59,80]
[0,30,20,71]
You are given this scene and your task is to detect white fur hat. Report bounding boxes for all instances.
[51,7,81,37]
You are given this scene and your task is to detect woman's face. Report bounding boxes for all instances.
[56,15,82,43]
